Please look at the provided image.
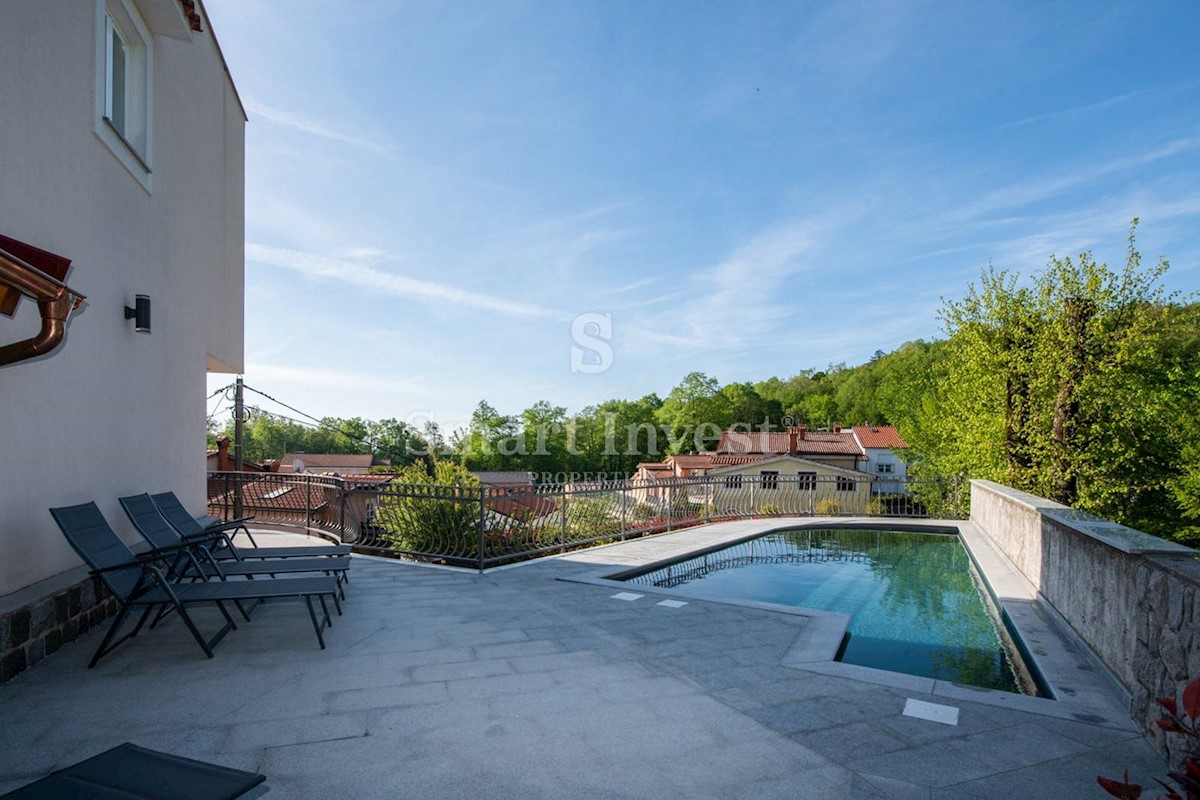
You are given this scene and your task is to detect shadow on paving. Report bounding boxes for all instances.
[0,542,1169,800]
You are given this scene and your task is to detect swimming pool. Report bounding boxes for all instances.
[620,527,1043,695]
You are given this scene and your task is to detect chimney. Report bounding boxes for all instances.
[217,436,231,471]
[833,424,842,434]
[788,425,806,453]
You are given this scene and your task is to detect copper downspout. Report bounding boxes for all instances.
[0,249,85,367]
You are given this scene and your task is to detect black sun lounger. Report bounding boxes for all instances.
[50,502,339,667]
[0,742,265,800]
[119,494,350,597]
[150,491,352,559]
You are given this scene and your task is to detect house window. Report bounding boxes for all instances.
[96,0,153,188]
[724,474,743,489]
[797,471,817,491]
[877,463,894,474]
[836,476,856,492]
[760,471,779,491]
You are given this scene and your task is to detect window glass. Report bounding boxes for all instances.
[108,23,127,134]
[760,471,779,490]
[96,0,152,185]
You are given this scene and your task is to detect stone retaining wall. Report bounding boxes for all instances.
[1133,556,1200,762]
[0,575,117,682]
[970,479,1199,758]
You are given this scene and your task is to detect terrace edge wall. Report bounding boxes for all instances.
[969,480,1200,759]
[0,567,118,682]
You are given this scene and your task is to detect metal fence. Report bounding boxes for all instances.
[206,471,967,571]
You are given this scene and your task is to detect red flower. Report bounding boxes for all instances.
[1096,772,1143,799]
[1183,677,1200,720]
[1157,697,1180,716]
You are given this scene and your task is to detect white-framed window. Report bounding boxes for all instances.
[724,474,743,489]
[836,476,856,492]
[797,471,817,491]
[95,0,153,189]
[877,463,894,474]
[760,471,779,491]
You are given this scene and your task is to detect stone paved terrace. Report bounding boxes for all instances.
[0,527,1171,799]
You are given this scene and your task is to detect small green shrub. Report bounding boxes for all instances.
[632,503,659,520]
[814,498,842,515]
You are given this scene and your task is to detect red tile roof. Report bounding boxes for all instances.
[207,477,331,513]
[181,0,203,32]
[666,455,719,467]
[710,454,770,466]
[337,474,395,488]
[485,490,558,520]
[278,453,375,472]
[852,425,908,449]
[716,430,863,457]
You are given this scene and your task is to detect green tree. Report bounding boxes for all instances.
[376,461,481,562]
[655,372,729,452]
[720,382,783,430]
[915,222,1197,541]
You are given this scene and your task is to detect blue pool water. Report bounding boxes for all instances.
[621,528,1040,695]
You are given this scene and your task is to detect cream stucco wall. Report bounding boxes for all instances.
[709,460,872,515]
[0,0,244,596]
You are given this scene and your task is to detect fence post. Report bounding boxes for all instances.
[620,483,627,540]
[305,477,313,530]
[560,485,568,553]
[667,483,673,532]
[704,477,711,524]
[338,480,347,542]
[477,487,486,573]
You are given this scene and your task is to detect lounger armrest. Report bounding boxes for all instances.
[152,539,215,558]
[90,550,171,574]
[180,528,229,544]
[205,515,255,530]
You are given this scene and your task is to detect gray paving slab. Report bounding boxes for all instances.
[0,529,1170,799]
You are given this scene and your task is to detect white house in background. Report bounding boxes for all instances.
[851,425,909,493]
[0,0,244,609]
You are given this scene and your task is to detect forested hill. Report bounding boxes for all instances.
[217,229,1200,543]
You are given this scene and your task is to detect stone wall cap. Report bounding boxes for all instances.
[0,564,92,617]
[972,479,1196,557]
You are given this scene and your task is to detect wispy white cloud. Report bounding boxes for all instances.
[245,362,428,395]
[619,210,863,355]
[601,277,659,294]
[996,89,1154,131]
[952,136,1200,221]
[245,98,394,157]
[246,243,568,320]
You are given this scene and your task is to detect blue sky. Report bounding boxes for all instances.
[204,0,1200,431]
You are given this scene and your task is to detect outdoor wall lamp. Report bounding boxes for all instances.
[124,294,151,333]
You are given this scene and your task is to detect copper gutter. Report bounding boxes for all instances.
[0,247,86,367]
